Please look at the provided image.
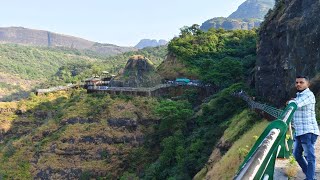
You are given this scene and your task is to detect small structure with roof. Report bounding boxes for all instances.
[84,78,102,89]
[84,73,115,90]
[175,78,190,85]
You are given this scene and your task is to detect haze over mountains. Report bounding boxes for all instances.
[134,39,168,49]
[200,0,275,31]
[0,27,136,56]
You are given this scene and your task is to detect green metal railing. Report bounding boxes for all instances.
[232,91,283,118]
[233,102,297,180]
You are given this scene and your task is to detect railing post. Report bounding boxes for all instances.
[277,103,297,158]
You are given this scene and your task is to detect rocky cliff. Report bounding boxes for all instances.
[109,55,162,87]
[256,0,320,106]
[0,27,136,55]
[200,0,274,31]
[229,0,275,19]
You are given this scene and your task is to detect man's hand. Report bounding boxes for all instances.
[286,98,295,105]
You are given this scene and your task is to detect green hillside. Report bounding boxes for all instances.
[0,90,161,179]
[0,25,261,179]
[0,85,252,179]
[166,25,257,88]
[0,44,97,80]
[194,114,269,179]
[0,44,166,81]
[2,0,320,178]
[0,44,167,101]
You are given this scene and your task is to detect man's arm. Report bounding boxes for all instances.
[289,93,315,108]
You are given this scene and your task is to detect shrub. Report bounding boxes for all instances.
[3,141,16,158]
[285,155,298,178]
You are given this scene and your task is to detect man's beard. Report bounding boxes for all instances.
[297,88,306,93]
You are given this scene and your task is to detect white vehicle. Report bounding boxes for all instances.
[99,86,109,90]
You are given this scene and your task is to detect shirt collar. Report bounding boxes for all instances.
[296,88,310,95]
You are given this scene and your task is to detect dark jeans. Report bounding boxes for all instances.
[293,133,318,180]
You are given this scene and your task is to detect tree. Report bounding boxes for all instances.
[91,64,102,77]
[179,24,203,37]
[202,58,243,88]
[155,100,193,134]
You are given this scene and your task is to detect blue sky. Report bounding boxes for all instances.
[0,0,246,46]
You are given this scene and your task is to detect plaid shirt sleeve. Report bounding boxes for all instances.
[292,92,315,107]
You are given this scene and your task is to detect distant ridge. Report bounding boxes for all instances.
[134,39,168,49]
[0,26,137,55]
[200,17,262,31]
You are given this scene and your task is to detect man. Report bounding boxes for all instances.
[289,76,319,180]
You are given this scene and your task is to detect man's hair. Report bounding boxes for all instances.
[296,75,309,81]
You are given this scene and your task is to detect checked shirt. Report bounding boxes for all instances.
[289,88,319,136]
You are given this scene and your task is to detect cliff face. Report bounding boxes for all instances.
[228,0,275,19]
[256,0,320,106]
[0,27,93,49]
[0,27,136,55]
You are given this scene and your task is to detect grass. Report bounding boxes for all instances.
[223,109,259,143]
[0,140,33,179]
[0,101,18,109]
[194,111,269,180]
[207,120,268,179]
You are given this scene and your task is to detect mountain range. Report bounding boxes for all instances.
[0,27,136,56]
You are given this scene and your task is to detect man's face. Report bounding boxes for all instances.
[295,78,309,91]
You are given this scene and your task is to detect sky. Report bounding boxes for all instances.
[0,0,246,47]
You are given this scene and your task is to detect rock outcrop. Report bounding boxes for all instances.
[157,53,199,80]
[229,0,275,19]
[256,0,320,106]
[109,55,162,87]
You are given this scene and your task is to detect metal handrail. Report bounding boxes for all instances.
[234,102,297,180]
[232,91,283,118]
[235,129,280,180]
